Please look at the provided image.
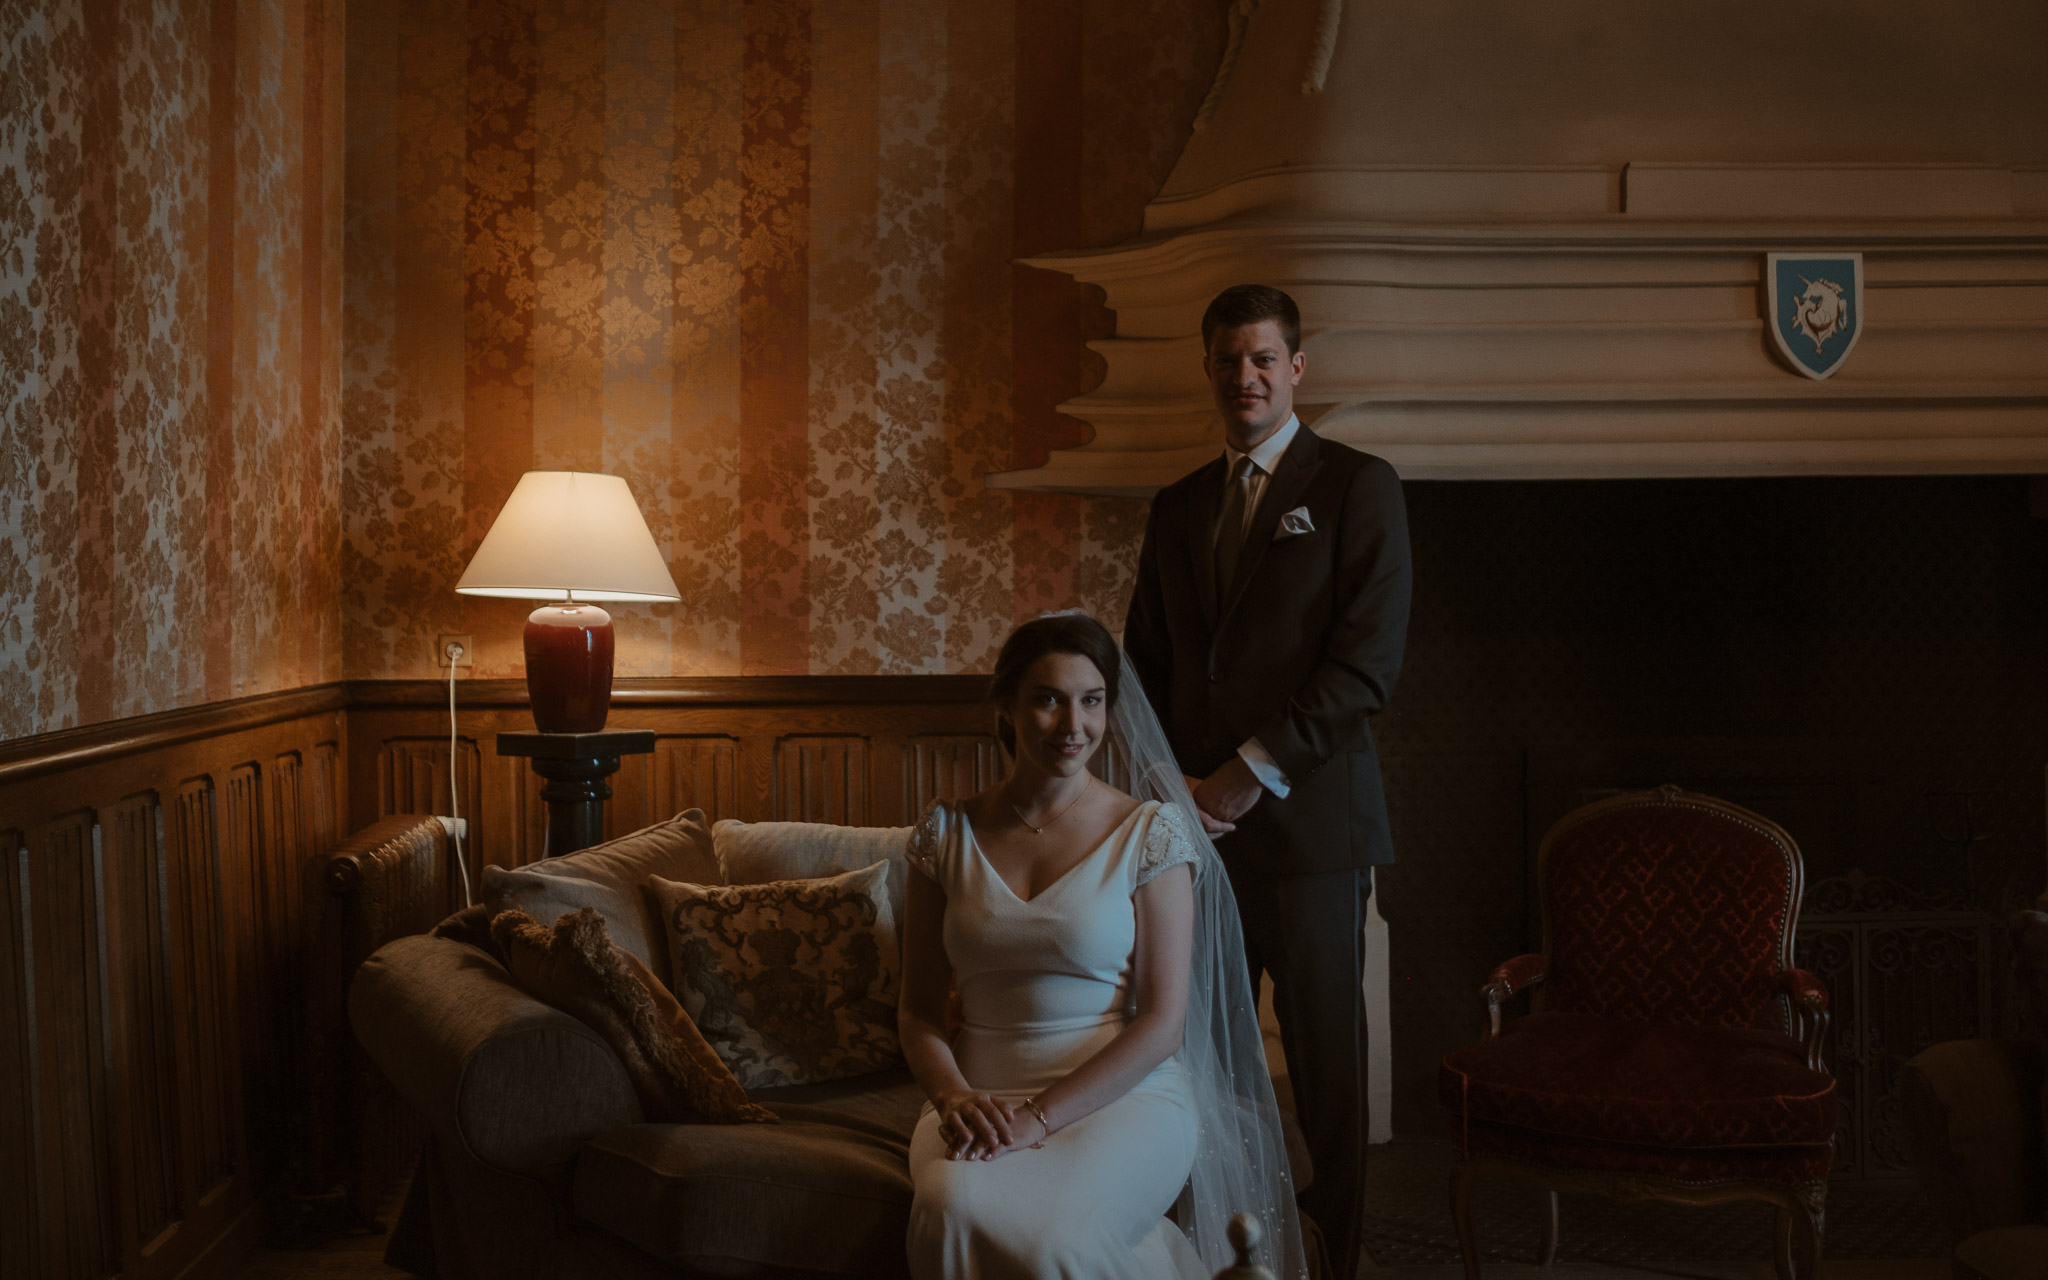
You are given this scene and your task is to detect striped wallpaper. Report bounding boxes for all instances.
[342,0,1224,681]
[1,0,1223,740]
[0,0,344,741]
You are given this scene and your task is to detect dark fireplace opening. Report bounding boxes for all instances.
[1377,474,2048,1171]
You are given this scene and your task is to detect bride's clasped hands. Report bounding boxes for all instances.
[895,616,1206,1275]
[929,1087,1038,1161]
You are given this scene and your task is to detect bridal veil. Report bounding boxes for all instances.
[1098,640,1310,1280]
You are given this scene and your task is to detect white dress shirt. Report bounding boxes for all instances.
[1218,415,1300,799]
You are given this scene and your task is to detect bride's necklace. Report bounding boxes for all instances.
[1008,778,1090,835]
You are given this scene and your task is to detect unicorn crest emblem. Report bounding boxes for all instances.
[1766,252,1864,380]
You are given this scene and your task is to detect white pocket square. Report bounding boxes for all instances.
[1275,506,1316,538]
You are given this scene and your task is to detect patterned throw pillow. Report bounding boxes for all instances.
[490,906,774,1125]
[482,809,717,970]
[645,862,901,1090]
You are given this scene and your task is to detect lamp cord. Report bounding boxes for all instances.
[448,654,472,907]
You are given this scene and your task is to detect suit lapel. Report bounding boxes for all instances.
[1185,455,1226,627]
[1218,425,1322,624]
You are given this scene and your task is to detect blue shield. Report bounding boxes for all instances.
[1766,252,1863,380]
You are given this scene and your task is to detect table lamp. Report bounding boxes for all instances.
[455,471,681,733]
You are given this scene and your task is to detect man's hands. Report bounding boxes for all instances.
[1188,755,1264,833]
[936,1089,1045,1161]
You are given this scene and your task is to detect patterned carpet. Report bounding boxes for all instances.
[1362,1141,1947,1267]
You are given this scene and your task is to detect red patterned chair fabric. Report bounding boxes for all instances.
[1438,787,1836,1280]
[1442,1013,1835,1150]
[1541,801,1799,1028]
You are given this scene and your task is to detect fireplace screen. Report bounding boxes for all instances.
[1795,872,1995,1178]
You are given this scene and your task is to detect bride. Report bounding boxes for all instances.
[899,613,1307,1280]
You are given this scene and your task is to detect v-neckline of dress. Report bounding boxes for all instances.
[961,801,1151,905]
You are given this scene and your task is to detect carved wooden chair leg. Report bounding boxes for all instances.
[1794,1187,1826,1280]
[1771,1200,1796,1280]
[1536,1190,1559,1265]
[1449,1163,1483,1280]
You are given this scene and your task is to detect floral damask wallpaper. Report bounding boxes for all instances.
[0,0,1222,739]
[0,0,344,740]
[342,0,1226,679]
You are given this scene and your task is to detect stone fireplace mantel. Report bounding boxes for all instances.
[993,0,2048,493]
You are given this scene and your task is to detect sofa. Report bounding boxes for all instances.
[350,810,932,1280]
[1897,902,2048,1280]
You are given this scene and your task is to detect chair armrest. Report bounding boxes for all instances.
[2014,909,2048,1036]
[1898,1039,2046,1243]
[1480,954,1546,1039]
[1776,967,1830,1072]
[349,934,643,1178]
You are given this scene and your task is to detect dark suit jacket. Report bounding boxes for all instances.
[1124,425,1411,875]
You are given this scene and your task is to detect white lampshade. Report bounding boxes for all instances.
[455,471,681,602]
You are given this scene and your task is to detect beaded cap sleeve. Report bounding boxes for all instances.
[1136,801,1202,887]
[906,799,945,881]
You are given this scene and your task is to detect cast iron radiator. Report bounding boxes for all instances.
[299,814,456,1235]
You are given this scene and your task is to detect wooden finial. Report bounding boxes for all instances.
[1215,1214,1276,1280]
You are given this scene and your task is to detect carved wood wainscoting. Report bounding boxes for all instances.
[0,688,347,1280]
[342,676,999,874]
[0,674,997,1280]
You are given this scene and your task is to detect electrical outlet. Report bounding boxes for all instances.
[437,634,474,668]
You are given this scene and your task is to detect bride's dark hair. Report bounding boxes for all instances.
[986,613,1121,754]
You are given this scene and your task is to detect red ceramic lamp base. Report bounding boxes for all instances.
[523,603,615,733]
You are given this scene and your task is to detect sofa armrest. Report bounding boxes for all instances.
[1897,1038,2046,1245]
[349,934,643,1177]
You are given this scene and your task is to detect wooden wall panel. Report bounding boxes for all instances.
[904,734,1002,816]
[0,828,41,1274]
[656,736,741,826]
[168,777,237,1210]
[309,741,341,855]
[776,737,871,825]
[0,686,350,1280]
[26,811,117,1279]
[103,793,183,1263]
[346,676,989,868]
[503,754,546,867]
[376,737,481,893]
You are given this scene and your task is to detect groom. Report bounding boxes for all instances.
[1123,284,1410,1280]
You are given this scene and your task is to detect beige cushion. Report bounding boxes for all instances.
[1899,1041,2038,1236]
[714,819,912,919]
[491,907,774,1126]
[646,862,902,1090]
[572,1071,923,1277]
[482,809,716,968]
[1955,1226,2048,1280]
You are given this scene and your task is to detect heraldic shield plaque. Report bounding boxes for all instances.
[1766,252,1864,380]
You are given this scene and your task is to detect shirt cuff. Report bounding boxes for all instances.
[1237,738,1292,799]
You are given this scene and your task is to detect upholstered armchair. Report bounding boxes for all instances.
[1439,786,1837,1280]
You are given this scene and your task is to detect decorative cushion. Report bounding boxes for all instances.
[713,819,913,920]
[1440,1011,1836,1150]
[647,861,902,1090]
[1542,801,1797,1030]
[490,906,773,1125]
[481,808,718,969]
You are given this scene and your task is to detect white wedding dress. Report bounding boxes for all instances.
[903,798,1208,1280]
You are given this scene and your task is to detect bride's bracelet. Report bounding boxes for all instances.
[1021,1096,1050,1148]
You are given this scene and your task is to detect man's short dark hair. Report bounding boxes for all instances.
[1201,284,1301,355]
